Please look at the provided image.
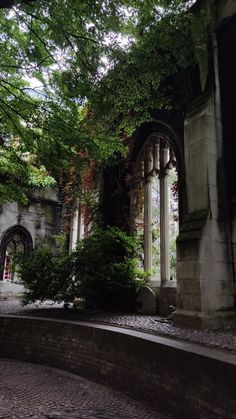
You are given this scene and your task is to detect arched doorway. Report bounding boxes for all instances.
[131,132,179,285]
[0,225,33,282]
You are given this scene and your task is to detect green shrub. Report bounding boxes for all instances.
[17,245,74,305]
[17,227,146,310]
[73,227,147,310]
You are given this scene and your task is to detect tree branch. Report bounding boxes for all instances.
[0,104,26,141]
[13,7,57,64]
[67,32,99,45]
[0,96,27,121]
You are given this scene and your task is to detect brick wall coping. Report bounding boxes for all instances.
[0,314,235,417]
[1,314,235,365]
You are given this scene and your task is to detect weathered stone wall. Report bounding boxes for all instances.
[134,2,236,329]
[0,187,61,249]
[0,187,62,292]
[175,93,235,329]
[0,315,235,419]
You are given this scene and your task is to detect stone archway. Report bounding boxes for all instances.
[132,133,179,286]
[0,225,33,281]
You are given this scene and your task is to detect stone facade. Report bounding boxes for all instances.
[114,0,236,328]
[1,1,235,329]
[174,1,235,329]
[172,2,236,328]
[0,187,62,293]
[175,93,235,328]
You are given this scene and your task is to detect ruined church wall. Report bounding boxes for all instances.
[0,187,61,249]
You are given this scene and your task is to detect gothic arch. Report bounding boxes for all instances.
[131,121,185,285]
[133,120,186,223]
[0,225,33,281]
[132,121,183,166]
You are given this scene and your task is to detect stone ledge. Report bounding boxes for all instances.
[174,309,236,330]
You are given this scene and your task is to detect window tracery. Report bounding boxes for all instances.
[132,134,178,284]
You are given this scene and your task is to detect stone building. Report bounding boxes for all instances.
[1,0,235,330]
[0,188,62,295]
[95,0,236,329]
[172,0,236,329]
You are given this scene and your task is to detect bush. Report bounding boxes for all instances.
[16,245,74,305]
[73,227,146,310]
[17,227,146,310]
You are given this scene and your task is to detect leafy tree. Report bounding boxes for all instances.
[0,144,55,203]
[0,0,212,205]
[87,3,196,142]
[0,0,140,200]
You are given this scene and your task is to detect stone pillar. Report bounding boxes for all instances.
[153,142,159,171]
[144,145,153,273]
[69,200,85,252]
[69,202,79,253]
[174,95,235,329]
[78,204,85,240]
[160,141,170,285]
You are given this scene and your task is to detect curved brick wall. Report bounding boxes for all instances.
[0,315,235,418]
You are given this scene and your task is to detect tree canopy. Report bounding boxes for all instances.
[0,0,210,203]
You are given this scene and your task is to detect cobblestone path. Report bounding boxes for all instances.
[0,299,236,353]
[0,358,160,419]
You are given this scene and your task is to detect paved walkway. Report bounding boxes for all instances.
[0,358,159,418]
[0,299,236,353]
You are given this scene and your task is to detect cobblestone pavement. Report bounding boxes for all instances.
[0,358,160,419]
[0,299,236,353]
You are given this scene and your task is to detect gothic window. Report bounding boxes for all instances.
[131,135,178,284]
[0,226,33,282]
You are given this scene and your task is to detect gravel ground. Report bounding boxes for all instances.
[0,299,236,353]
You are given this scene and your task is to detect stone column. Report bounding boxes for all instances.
[69,209,78,253]
[153,142,159,172]
[144,145,153,273]
[174,95,235,329]
[78,204,85,240]
[69,200,85,252]
[160,141,170,286]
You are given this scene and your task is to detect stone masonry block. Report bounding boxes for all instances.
[177,261,200,280]
[177,279,201,295]
[199,260,232,281]
[200,279,235,297]
[177,293,202,311]
[177,239,200,261]
[201,295,235,312]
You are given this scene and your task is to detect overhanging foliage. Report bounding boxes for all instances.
[0,0,213,203]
